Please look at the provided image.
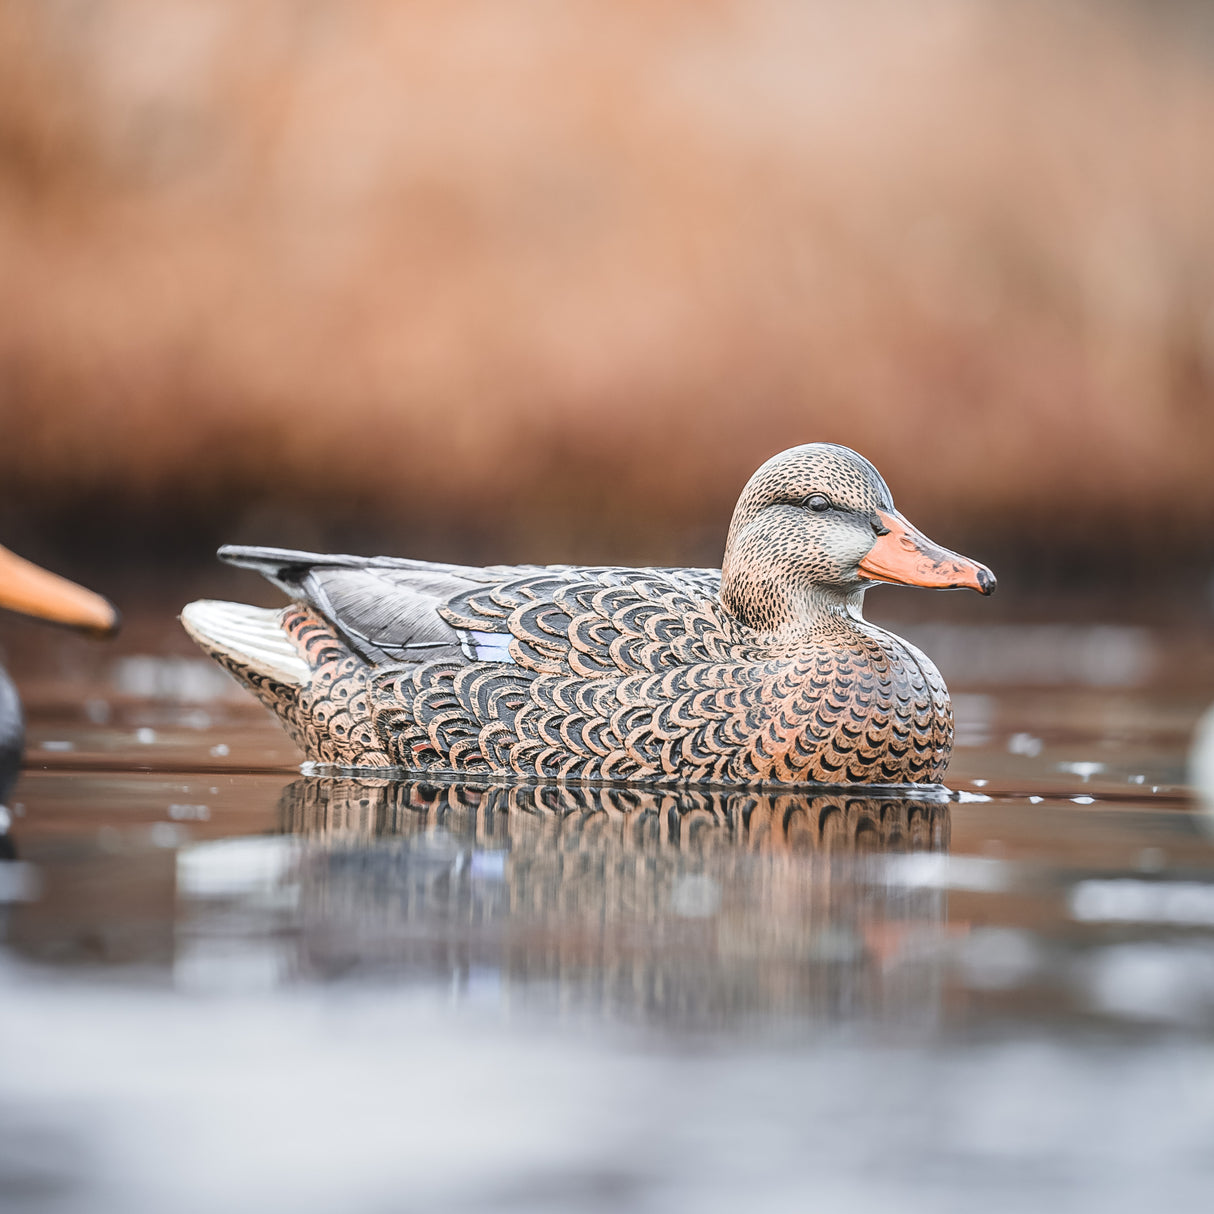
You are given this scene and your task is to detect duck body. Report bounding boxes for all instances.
[184,444,994,787]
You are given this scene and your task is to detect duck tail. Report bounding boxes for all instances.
[180,600,310,689]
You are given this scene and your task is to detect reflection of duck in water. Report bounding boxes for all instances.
[271,776,952,1025]
[280,777,951,855]
[0,545,119,806]
[184,444,994,785]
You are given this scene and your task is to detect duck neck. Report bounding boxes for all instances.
[720,569,868,640]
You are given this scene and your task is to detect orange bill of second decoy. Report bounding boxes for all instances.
[0,545,120,636]
[858,511,996,595]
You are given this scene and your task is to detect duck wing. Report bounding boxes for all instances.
[219,546,726,672]
[218,544,570,664]
[220,547,754,780]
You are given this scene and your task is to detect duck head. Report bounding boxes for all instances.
[0,544,120,636]
[721,443,995,633]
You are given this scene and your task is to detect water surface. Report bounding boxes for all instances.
[2,619,1213,1211]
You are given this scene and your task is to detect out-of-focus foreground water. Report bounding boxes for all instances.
[2,609,1214,1212]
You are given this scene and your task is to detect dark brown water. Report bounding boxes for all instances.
[2,614,1214,1211]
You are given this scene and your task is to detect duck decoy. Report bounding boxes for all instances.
[182,443,995,787]
[0,545,120,805]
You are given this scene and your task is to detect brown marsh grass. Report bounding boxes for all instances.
[1,0,1212,573]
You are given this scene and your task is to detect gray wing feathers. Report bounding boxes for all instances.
[217,545,560,585]
[216,545,724,666]
[301,568,469,663]
[218,544,554,664]
[215,548,468,663]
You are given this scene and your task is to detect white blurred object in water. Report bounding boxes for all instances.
[113,655,246,702]
[1071,879,1214,926]
[177,837,300,900]
[1190,702,1214,818]
[0,862,40,903]
[880,853,1012,892]
[1083,943,1214,1024]
[1007,732,1043,757]
[1058,761,1103,783]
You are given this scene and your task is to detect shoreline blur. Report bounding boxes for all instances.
[2,0,1213,589]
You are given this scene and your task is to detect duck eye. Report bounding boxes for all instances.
[804,494,831,513]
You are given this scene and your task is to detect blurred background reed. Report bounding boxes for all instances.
[1,0,1213,610]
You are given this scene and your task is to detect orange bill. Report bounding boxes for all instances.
[0,544,120,636]
[858,510,996,595]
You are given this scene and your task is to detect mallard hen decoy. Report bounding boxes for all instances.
[182,444,994,786]
[0,545,120,804]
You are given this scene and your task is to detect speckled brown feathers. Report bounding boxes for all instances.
[183,443,994,787]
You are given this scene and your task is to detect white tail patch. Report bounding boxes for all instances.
[180,601,310,686]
